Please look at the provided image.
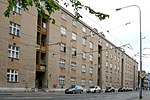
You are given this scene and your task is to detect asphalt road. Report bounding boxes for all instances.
[0,91,150,100]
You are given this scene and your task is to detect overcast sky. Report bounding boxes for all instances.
[60,0,150,73]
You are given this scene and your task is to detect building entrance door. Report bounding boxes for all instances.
[36,72,44,89]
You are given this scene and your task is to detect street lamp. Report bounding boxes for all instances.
[116,5,142,99]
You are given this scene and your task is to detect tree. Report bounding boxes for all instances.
[4,0,109,23]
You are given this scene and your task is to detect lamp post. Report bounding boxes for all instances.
[116,5,142,99]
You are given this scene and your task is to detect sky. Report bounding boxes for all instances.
[59,0,150,73]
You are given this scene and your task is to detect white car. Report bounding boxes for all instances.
[86,86,101,93]
[65,85,84,94]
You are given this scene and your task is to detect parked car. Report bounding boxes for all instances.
[118,87,126,92]
[105,86,115,92]
[118,87,133,92]
[86,86,101,93]
[65,85,83,94]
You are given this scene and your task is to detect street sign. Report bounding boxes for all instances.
[140,73,145,78]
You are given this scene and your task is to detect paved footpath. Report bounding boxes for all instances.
[131,95,150,100]
[130,91,150,100]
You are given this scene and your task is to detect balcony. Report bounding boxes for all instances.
[37,25,47,35]
[36,64,46,72]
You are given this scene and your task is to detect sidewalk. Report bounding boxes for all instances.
[130,94,150,100]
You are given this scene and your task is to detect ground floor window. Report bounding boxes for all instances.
[7,69,18,82]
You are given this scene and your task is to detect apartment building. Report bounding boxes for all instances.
[0,0,138,91]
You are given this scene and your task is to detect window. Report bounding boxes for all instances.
[60,26,66,36]
[114,65,116,70]
[82,27,86,33]
[106,42,108,47]
[71,77,76,85]
[40,1,45,7]
[82,51,86,59]
[90,31,94,37]
[110,45,113,49]
[110,63,112,68]
[8,45,19,59]
[61,12,67,20]
[118,57,120,62]
[110,54,112,59]
[42,18,47,28]
[59,58,66,68]
[90,42,93,49]
[117,66,120,71]
[81,78,86,87]
[71,62,76,70]
[90,54,93,61]
[89,67,93,74]
[82,38,86,45]
[81,65,86,73]
[13,2,21,14]
[89,79,93,86]
[110,72,113,78]
[106,51,108,57]
[9,22,21,36]
[60,43,66,52]
[7,69,18,82]
[114,56,117,61]
[71,47,76,56]
[106,61,108,67]
[72,19,77,27]
[72,32,77,41]
[106,71,108,77]
[59,76,65,85]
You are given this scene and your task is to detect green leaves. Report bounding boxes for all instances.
[70,0,109,21]
[4,0,109,24]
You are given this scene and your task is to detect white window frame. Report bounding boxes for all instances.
[106,61,108,67]
[9,22,21,36]
[118,66,120,71]
[59,58,66,68]
[71,62,76,70]
[90,42,93,49]
[110,63,112,68]
[59,76,65,85]
[118,57,120,62]
[61,12,67,20]
[13,2,21,14]
[82,38,86,45]
[114,56,117,61]
[89,67,93,74]
[71,77,76,85]
[8,45,19,59]
[82,27,86,33]
[7,69,18,82]
[81,65,86,73]
[110,54,112,59]
[72,32,77,41]
[71,47,76,56]
[106,51,108,57]
[89,79,93,86]
[106,42,108,47]
[60,26,66,36]
[90,54,93,61]
[110,72,113,77]
[90,31,94,37]
[81,78,86,86]
[106,71,108,77]
[60,43,66,52]
[82,51,86,59]
[72,19,77,27]
[114,65,117,70]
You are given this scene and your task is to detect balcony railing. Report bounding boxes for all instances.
[36,64,46,72]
